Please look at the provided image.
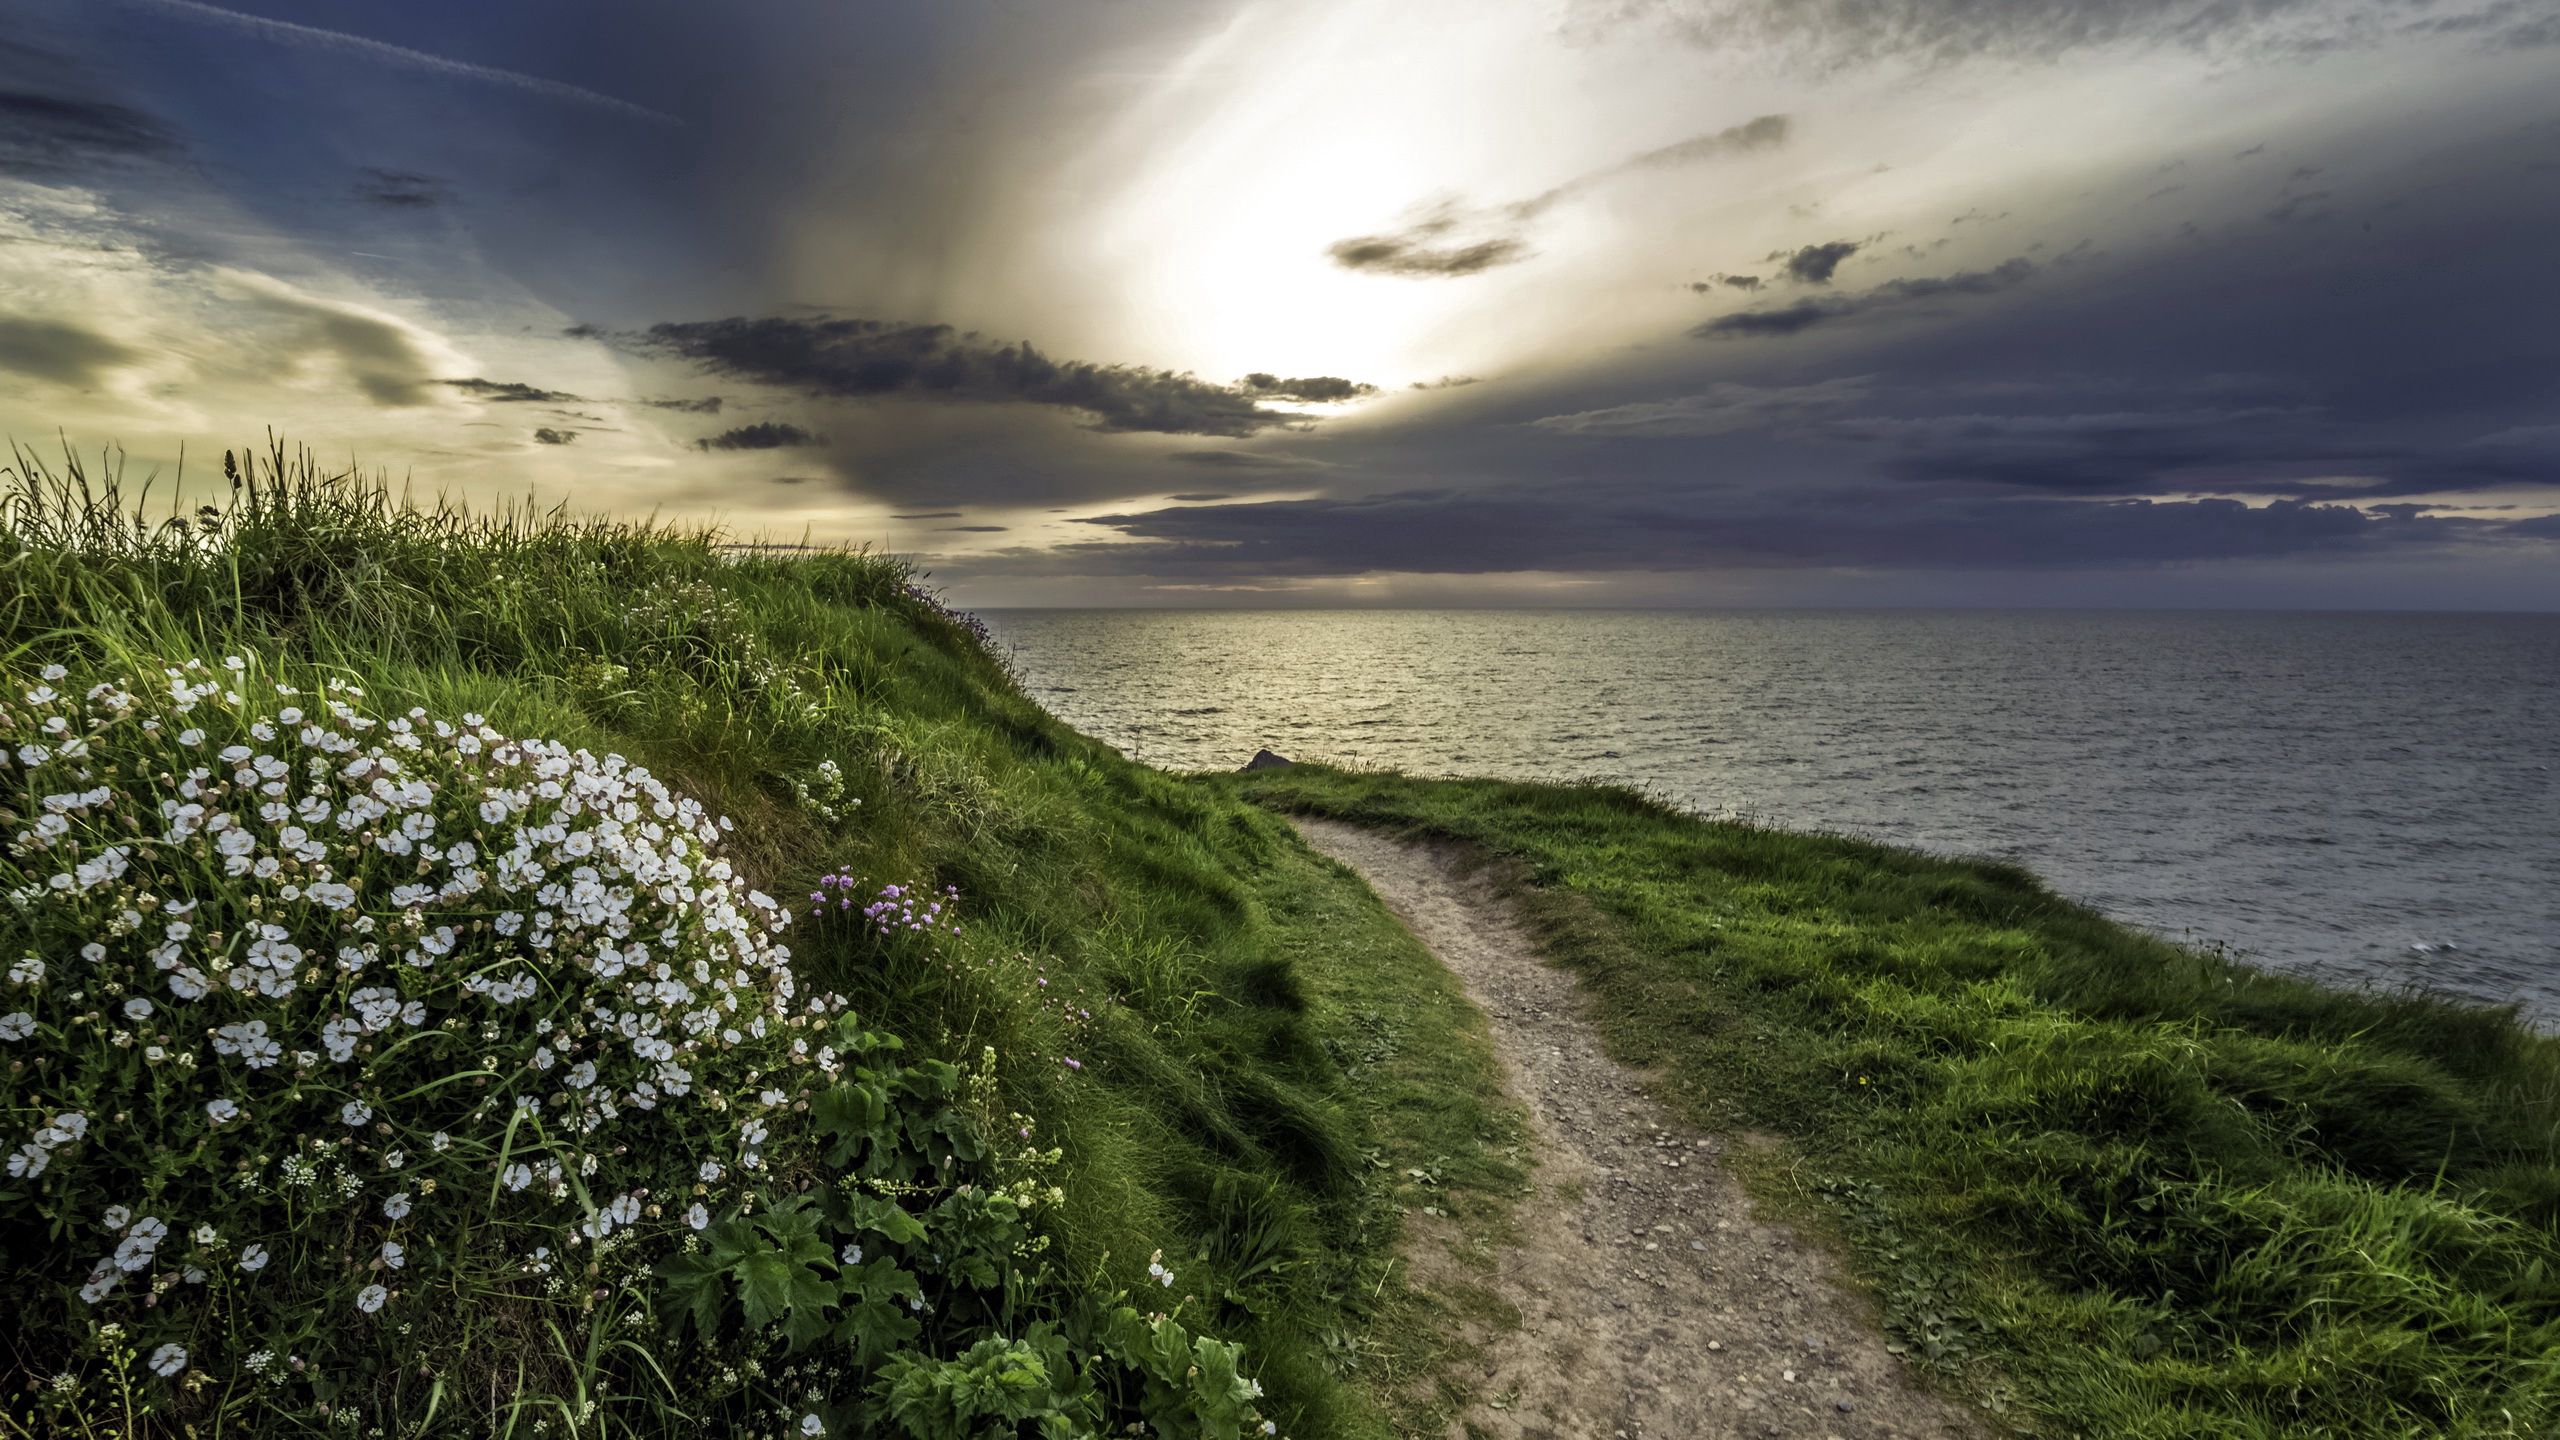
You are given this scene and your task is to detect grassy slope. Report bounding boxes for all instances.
[0,449,1521,1437]
[1223,766,2560,1439]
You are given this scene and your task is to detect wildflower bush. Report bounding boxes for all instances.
[0,653,1283,1436]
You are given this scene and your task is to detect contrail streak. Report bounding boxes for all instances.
[119,0,679,125]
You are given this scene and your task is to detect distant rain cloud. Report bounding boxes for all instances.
[0,317,142,389]
[1695,257,2037,339]
[0,91,182,177]
[695,420,820,450]
[354,168,448,208]
[1240,373,1380,402]
[1330,114,1788,279]
[1778,239,1861,284]
[447,377,579,402]
[625,315,1341,437]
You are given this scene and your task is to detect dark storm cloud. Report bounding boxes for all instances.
[1694,300,1842,337]
[1410,375,1483,390]
[1509,113,1790,219]
[1326,226,1530,278]
[354,168,448,208]
[2265,190,2334,224]
[447,377,580,403]
[640,396,723,414]
[624,316,1316,437]
[892,510,963,519]
[696,420,820,451]
[1240,373,1380,403]
[532,427,576,444]
[1830,405,2367,493]
[938,524,1007,532]
[1693,274,1763,292]
[1694,257,2038,338]
[1167,492,1232,502]
[1174,450,1333,470]
[229,288,445,408]
[1779,240,1860,283]
[1533,377,1873,436]
[1565,0,2512,66]
[0,317,141,389]
[1066,484,2511,577]
[0,90,182,177]
[1330,115,1789,279]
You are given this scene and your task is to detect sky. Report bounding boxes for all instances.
[2,0,2556,608]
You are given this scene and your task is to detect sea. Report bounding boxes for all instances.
[979,609,2560,1021]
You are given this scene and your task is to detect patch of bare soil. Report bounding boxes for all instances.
[1294,818,1983,1440]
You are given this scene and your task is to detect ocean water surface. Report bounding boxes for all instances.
[981,609,2560,1019]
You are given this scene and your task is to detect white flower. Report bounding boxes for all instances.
[148,1343,188,1377]
[356,1283,388,1314]
[205,1098,240,1125]
[193,1224,219,1244]
[383,1192,412,1220]
[0,1013,33,1042]
[380,1241,405,1269]
[239,1244,270,1272]
[429,1131,451,1152]
[123,996,154,1021]
[113,1217,168,1271]
[697,1159,723,1183]
[799,1415,825,1437]
[212,1019,281,1067]
[9,1144,50,1178]
[103,1205,133,1230]
[7,958,41,986]
[340,1101,373,1127]
[384,1148,406,1170]
[502,1163,533,1192]
[840,1243,863,1266]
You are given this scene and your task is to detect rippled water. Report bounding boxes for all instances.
[982,610,2560,1018]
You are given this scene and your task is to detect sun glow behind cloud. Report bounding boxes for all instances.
[1056,0,1661,387]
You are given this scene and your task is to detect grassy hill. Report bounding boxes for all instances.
[1223,767,2560,1438]
[5,441,2555,1439]
[0,445,1521,1439]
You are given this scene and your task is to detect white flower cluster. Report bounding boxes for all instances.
[8,1107,84,1178]
[0,656,854,1373]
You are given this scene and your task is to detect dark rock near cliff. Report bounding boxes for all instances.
[1242,748,1295,771]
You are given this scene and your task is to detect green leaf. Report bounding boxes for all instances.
[699,1197,839,1350]
[834,1258,923,1363]
[813,1082,891,1168]
[657,1248,731,1338]
[843,1191,928,1246]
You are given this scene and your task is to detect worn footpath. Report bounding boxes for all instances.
[1293,817,1983,1440]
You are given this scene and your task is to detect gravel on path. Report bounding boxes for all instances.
[1293,817,1985,1440]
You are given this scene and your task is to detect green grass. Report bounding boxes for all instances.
[0,443,1521,1438]
[1221,766,2560,1439]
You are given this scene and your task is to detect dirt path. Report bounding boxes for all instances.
[1293,818,1983,1440]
